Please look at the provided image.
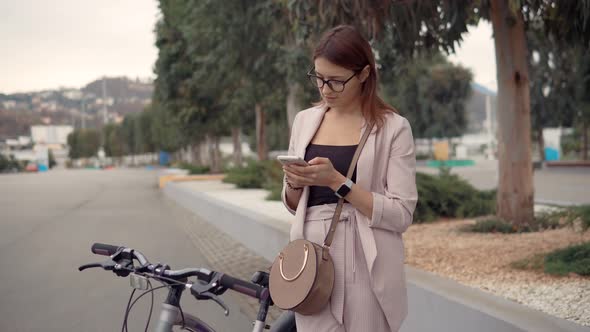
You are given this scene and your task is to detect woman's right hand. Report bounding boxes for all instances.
[283,165,305,189]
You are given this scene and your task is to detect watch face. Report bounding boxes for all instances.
[336,184,352,198]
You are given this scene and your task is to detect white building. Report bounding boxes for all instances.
[31,125,73,146]
[30,125,74,168]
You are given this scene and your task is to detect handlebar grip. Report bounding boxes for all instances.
[220,273,264,299]
[91,243,123,256]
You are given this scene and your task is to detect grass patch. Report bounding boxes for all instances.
[510,253,546,272]
[544,242,590,276]
[512,242,590,277]
[463,208,571,234]
[462,217,517,233]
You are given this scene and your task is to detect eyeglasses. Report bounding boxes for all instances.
[306,68,358,93]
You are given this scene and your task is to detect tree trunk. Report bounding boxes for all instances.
[583,120,588,160]
[205,134,214,168]
[490,0,535,227]
[212,136,222,173]
[232,126,243,167]
[255,103,267,160]
[287,82,303,130]
[191,143,203,166]
[537,128,546,162]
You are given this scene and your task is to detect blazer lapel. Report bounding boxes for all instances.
[356,118,378,274]
[290,105,328,241]
[295,105,328,158]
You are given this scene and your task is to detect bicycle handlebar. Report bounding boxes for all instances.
[86,243,268,301]
[219,273,267,300]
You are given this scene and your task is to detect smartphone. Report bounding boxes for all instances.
[276,155,309,166]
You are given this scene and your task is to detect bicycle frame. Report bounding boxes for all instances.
[151,282,269,332]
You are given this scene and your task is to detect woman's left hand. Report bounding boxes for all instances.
[283,157,345,190]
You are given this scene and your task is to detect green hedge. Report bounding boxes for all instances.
[176,162,210,175]
[0,154,23,173]
[224,161,495,221]
[414,168,495,223]
[223,160,283,200]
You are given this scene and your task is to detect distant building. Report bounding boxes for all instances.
[456,83,498,159]
[31,125,73,146]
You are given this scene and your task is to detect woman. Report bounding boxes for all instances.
[281,25,418,332]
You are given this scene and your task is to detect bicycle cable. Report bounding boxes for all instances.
[114,264,192,330]
[122,288,136,332]
[122,284,168,331]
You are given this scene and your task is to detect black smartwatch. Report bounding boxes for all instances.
[335,178,354,199]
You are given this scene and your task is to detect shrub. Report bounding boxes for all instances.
[176,162,210,175]
[414,168,496,223]
[511,242,590,276]
[242,160,498,216]
[0,154,23,173]
[544,242,590,276]
[223,160,284,200]
[561,205,590,233]
[464,212,562,234]
[463,218,516,233]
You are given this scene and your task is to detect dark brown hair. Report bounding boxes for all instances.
[313,25,397,129]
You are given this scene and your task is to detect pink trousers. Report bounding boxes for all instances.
[294,203,391,332]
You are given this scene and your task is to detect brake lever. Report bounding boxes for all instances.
[78,260,132,277]
[204,292,230,316]
[190,282,230,316]
[78,263,102,271]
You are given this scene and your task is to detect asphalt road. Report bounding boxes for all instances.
[0,169,252,332]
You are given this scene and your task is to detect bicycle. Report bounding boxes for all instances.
[78,243,296,332]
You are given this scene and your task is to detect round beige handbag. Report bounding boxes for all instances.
[269,123,372,315]
[269,239,335,314]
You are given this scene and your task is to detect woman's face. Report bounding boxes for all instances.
[313,57,368,109]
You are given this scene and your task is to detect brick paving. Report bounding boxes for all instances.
[166,198,285,322]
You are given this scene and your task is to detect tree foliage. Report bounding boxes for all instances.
[67,129,100,159]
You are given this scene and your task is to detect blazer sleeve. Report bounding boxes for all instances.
[369,117,418,233]
[281,113,300,215]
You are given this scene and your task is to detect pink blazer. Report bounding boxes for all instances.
[281,104,418,332]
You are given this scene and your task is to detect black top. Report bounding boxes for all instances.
[305,143,358,207]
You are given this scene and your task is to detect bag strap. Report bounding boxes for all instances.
[322,122,374,251]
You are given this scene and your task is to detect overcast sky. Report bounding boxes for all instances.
[0,1,497,94]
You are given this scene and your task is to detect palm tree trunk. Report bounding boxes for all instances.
[490,0,535,227]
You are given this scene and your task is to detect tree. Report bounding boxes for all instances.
[527,27,577,161]
[67,129,100,159]
[573,50,590,160]
[48,149,57,169]
[288,0,590,227]
[381,53,473,140]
